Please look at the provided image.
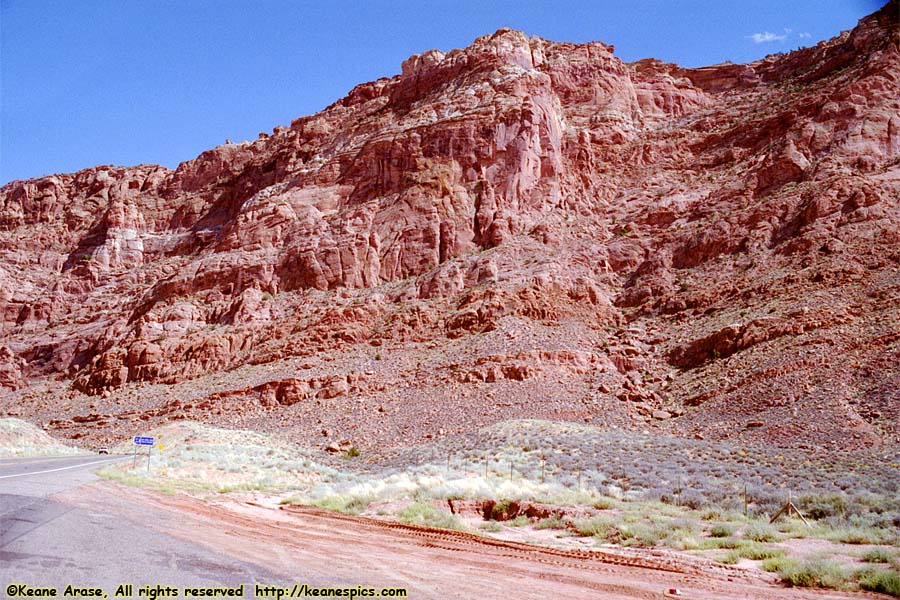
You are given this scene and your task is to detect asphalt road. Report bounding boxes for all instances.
[0,455,125,485]
[0,455,290,599]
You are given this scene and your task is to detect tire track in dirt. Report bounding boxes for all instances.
[280,504,747,578]
[78,484,884,600]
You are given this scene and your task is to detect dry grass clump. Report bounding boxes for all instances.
[826,525,890,545]
[725,542,787,562]
[306,494,373,515]
[762,556,849,589]
[857,568,900,597]
[862,548,897,564]
[762,557,900,595]
[743,522,779,543]
[398,502,466,531]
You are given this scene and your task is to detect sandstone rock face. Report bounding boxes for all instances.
[0,346,25,390]
[2,2,899,451]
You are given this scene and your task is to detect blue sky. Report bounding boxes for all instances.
[0,0,884,184]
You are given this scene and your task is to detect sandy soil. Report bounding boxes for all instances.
[64,482,886,600]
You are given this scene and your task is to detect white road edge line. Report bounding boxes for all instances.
[0,455,95,463]
[0,456,131,479]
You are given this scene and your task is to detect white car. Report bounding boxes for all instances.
[98,447,110,455]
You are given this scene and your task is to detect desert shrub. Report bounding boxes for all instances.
[534,515,567,530]
[744,522,779,542]
[398,502,466,531]
[592,497,617,510]
[614,522,661,547]
[645,487,675,505]
[774,517,827,539]
[835,475,862,491]
[679,489,708,510]
[310,494,372,515]
[490,499,513,520]
[798,493,847,519]
[857,568,900,597]
[874,512,900,530]
[532,488,599,507]
[736,542,787,560]
[479,521,502,532]
[718,551,740,565]
[827,526,885,545]
[508,515,531,527]
[671,536,703,551]
[762,556,795,573]
[574,516,614,538]
[711,524,734,538]
[746,488,784,516]
[699,537,743,550]
[700,508,722,521]
[776,558,850,589]
[862,548,896,564]
[660,518,701,546]
[217,482,275,494]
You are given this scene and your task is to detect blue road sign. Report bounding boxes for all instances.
[133,436,155,446]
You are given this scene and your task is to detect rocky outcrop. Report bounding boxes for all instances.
[1,2,899,451]
[455,350,614,383]
[669,314,828,369]
[0,346,25,390]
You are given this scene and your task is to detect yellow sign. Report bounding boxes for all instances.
[157,444,164,450]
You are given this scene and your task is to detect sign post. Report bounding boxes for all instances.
[133,436,155,474]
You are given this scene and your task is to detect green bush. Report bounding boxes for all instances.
[762,556,795,573]
[311,494,372,515]
[660,518,701,548]
[744,522,779,542]
[777,558,850,589]
[508,515,531,527]
[737,542,787,560]
[698,537,742,550]
[775,517,827,539]
[857,568,900,597]
[862,548,896,564]
[615,522,661,547]
[490,499,513,520]
[398,502,466,531]
[798,493,847,519]
[710,524,734,538]
[719,551,740,565]
[534,515,566,530]
[574,516,614,537]
[827,526,884,545]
